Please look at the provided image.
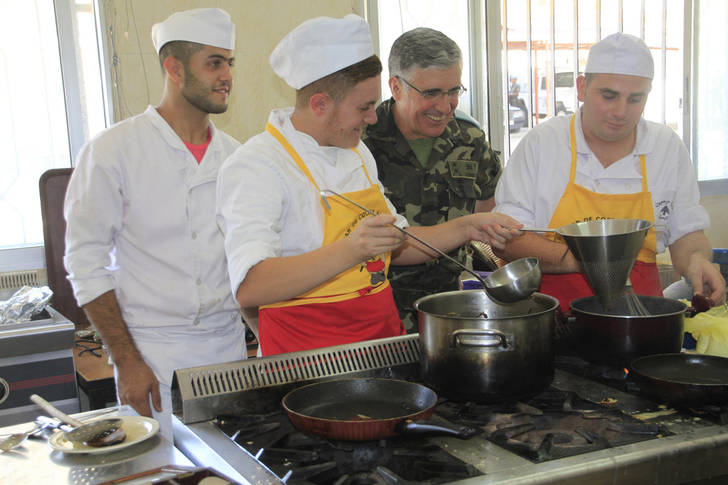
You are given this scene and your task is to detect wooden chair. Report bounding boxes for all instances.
[39,168,89,328]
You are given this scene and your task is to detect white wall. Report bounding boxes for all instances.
[104,0,364,144]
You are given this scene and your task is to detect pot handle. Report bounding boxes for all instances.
[452,329,509,349]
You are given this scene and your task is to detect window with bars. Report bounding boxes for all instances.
[501,0,685,159]
[370,0,727,189]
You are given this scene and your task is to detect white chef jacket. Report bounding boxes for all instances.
[65,106,247,439]
[494,109,709,253]
[217,107,407,295]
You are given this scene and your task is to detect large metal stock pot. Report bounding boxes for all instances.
[414,290,559,403]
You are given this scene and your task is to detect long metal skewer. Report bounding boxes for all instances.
[320,189,489,289]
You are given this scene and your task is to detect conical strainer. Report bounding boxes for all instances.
[557,218,653,309]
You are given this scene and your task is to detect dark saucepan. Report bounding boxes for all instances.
[630,353,728,406]
[281,378,478,441]
[570,295,686,368]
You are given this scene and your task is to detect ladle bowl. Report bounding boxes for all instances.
[483,257,542,303]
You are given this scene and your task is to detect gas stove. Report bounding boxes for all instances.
[171,335,728,485]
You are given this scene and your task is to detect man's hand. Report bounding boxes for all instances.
[685,257,727,305]
[82,291,162,416]
[669,231,726,305]
[347,214,406,261]
[115,358,162,417]
[467,212,523,250]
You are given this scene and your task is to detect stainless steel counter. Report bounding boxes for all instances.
[1,405,193,484]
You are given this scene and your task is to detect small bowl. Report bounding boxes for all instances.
[484,257,542,303]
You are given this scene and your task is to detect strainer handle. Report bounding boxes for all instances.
[30,394,84,428]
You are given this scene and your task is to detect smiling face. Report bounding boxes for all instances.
[321,75,381,148]
[181,45,234,114]
[577,73,651,144]
[390,64,462,140]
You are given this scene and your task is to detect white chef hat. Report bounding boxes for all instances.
[270,14,374,89]
[151,8,235,54]
[585,32,654,79]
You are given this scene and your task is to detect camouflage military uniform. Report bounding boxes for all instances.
[363,98,502,332]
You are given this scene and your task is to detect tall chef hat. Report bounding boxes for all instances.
[585,32,654,80]
[270,14,374,89]
[151,8,235,54]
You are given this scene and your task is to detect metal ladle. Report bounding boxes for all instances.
[30,394,125,446]
[320,189,501,299]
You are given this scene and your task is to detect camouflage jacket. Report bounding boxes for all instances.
[363,98,502,310]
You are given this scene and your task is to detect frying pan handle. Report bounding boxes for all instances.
[452,329,510,349]
[395,420,480,440]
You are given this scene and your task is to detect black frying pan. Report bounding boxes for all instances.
[282,378,478,441]
[630,353,728,406]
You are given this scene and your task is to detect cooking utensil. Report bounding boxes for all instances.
[30,394,125,446]
[483,257,542,303]
[0,422,47,452]
[321,189,533,302]
[630,353,728,406]
[520,227,557,233]
[558,218,653,310]
[570,295,686,367]
[624,276,650,316]
[415,290,558,402]
[320,189,491,288]
[282,378,478,441]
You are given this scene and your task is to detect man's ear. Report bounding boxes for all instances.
[163,56,184,86]
[576,75,587,102]
[389,76,402,101]
[309,92,331,116]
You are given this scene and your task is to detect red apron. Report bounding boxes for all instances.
[258,123,405,356]
[539,114,662,312]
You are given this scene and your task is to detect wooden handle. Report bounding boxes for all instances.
[30,394,84,427]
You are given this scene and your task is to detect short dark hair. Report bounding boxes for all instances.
[296,55,382,108]
[158,40,205,70]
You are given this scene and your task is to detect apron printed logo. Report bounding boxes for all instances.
[365,258,386,285]
[344,211,374,237]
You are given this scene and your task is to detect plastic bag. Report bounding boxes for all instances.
[684,303,728,358]
[0,285,53,325]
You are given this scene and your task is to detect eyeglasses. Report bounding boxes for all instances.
[396,76,467,100]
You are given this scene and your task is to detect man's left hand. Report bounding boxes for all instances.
[686,257,727,305]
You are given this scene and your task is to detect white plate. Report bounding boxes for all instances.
[48,416,159,454]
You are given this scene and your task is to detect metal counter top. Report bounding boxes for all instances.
[1,405,193,484]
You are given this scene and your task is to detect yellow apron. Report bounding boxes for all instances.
[539,114,662,311]
[258,123,404,355]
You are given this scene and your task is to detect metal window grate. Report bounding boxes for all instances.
[185,336,420,398]
[172,335,422,423]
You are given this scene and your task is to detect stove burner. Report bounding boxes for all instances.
[437,389,669,462]
[213,387,677,480]
[215,414,480,484]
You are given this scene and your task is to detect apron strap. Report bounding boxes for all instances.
[266,122,322,192]
[569,114,578,183]
[266,122,374,208]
